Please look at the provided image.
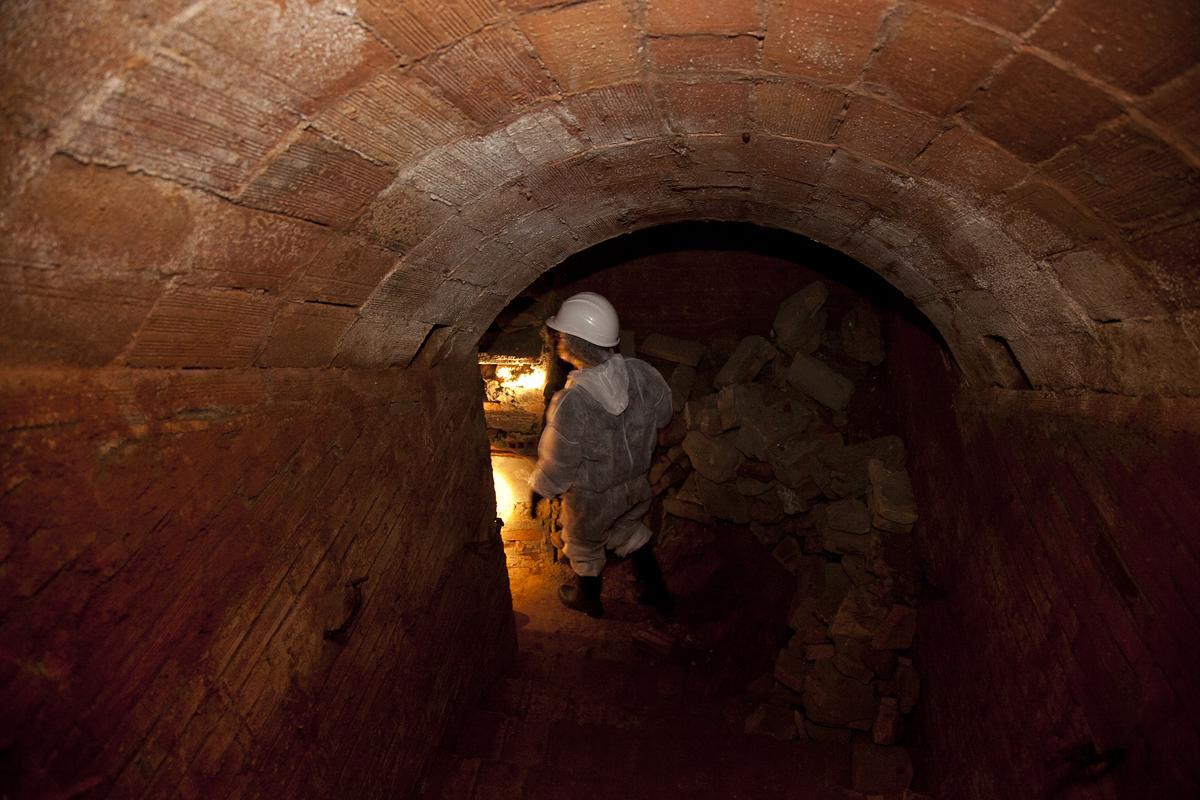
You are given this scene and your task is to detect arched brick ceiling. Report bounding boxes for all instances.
[1,0,1197,393]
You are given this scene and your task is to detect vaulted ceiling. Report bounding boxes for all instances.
[2,0,1197,393]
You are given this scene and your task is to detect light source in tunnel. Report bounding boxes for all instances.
[494,364,547,391]
[490,452,538,531]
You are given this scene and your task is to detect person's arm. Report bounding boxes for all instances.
[529,391,584,497]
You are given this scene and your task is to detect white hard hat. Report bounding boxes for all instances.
[546,292,620,347]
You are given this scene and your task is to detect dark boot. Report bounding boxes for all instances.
[630,546,674,616]
[558,575,604,618]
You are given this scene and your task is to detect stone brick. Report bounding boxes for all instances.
[835,95,941,167]
[754,81,844,142]
[240,129,397,228]
[997,179,1113,258]
[288,238,398,308]
[661,81,752,134]
[311,68,476,165]
[1041,121,1200,230]
[124,286,278,368]
[1031,0,1200,95]
[358,0,505,60]
[1132,220,1200,309]
[751,138,834,185]
[763,0,891,84]
[258,302,357,368]
[410,26,556,126]
[648,34,761,73]
[911,127,1030,198]
[964,53,1123,162]
[866,5,1011,116]
[1048,249,1162,322]
[355,181,456,257]
[519,0,639,91]
[561,84,668,146]
[918,0,1053,32]
[1137,67,1200,149]
[646,0,762,35]
[334,317,436,367]
[1100,317,1200,396]
[65,42,301,194]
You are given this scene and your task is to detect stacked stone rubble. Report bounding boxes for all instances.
[640,283,921,796]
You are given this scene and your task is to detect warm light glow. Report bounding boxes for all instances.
[494,365,547,391]
[491,454,536,526]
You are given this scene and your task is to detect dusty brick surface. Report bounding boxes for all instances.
[910,127,1030,199]
[358,0,505,60]
[917,0,1053,32]
[1041,121,1200,230]
[258,301,357,367]
[755,81,844,141]
[661,81,753,134]
[963,53,1123,162]
[763,0,891,84]
[646,0,763,35]
[835,95,942,167]
[865,5,1011,116]
[561,84,668,146]
[410,26,557,126]
[519,0,639,92]
[1031,0,1200,95]
[648,34,762,73]
[239,129,398,228]
[1136,67,1200,152]
[0,362,515,799]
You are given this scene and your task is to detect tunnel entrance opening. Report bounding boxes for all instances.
[451,222,949,797]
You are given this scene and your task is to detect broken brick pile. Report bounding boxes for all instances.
[633,283,923,796]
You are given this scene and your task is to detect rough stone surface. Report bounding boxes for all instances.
[803,660,877,730]
[642,333,707,366]
[787,355,855,411]
[682,430,743,483]
[773,283,829,355]
[840,301,885,365]
[715,335,776,386]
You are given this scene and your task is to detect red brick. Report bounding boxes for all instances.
[752,138,835,184]
[963,53,1124,162]
[648,34,761,73]
[996,178,1113,257]
[355,178,459,252]
[1136,67,1200,152]
[405,132,526,206]
[561,83,667,147]
[358,0,505,60]
[661,81,752,133]
[288,238,397,308]
[519,0,639,91]
[918,0,1053,32]
[754,81,844,141]
[835,95,941,167]
[646,0,762,34]
[865,5,1012,116]
[1041,121,1200,229]
[124,286,278,368]
[1046,249,1162,322]
[183,1,395,111]
[763,0,891,84]
[911,127,1030,198]
[65,41,301,195]
[183,206,330,294]
[239,129,397,228]
[410,26,557,125]
[1031,0,1200,95]
[312,68,476,165]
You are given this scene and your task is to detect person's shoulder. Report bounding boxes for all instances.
[626,357,669,386]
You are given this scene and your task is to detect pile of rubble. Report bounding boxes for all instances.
[637,283,923,796]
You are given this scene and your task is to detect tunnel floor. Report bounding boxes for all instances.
[420,519,859,799]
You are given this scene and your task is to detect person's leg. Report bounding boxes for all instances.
[606,479,673,615]
[558,491,608,617]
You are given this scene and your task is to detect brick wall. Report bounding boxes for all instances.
[886,314,1200,797]
[0,359,516,798]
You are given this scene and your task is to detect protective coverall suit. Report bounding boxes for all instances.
[529,354,672,577]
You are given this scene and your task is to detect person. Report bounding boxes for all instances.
[529,292,674,619]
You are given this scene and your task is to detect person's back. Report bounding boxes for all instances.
[528,292,675,619]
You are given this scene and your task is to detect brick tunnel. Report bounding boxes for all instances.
[1,1,1197,798]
